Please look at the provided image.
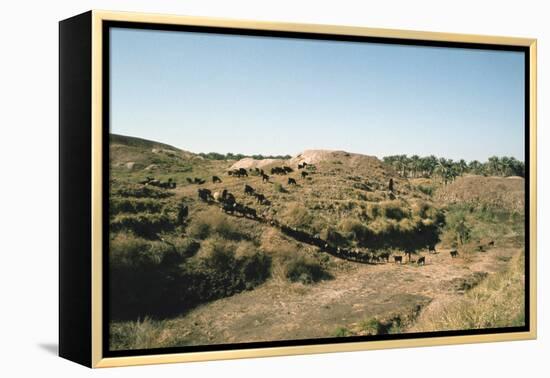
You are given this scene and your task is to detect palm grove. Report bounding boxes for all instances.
[382,155,525,184]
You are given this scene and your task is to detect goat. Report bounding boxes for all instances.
[244,184,255,195]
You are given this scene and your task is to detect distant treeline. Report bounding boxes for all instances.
[198,152,292,161]
[382,155,525,184]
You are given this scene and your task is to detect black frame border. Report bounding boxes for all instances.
[59,11,94,367]
[101,20,531,359]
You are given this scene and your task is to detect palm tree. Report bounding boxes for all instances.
[468,160,483,175]
[508,157,525,177]
[487,156,501,176]
[457,159,468,176]
[423,155,438,178]
[409,155,420,178]
[435,158,448,184]
[500,156,514,176]
[435,158,459,185]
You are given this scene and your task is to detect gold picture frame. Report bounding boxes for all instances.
[59,10,537,368]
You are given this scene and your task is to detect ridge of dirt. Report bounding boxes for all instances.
[435,175,524,211]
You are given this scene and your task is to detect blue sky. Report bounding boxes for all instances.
[110,28,525,162]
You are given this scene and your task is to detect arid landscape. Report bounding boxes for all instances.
[108,134,525,351]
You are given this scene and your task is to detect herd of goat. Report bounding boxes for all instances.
[139,176,176,189]
[139,163,495,266]
[195,164,315,221]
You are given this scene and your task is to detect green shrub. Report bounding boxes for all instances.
[285,255,331,284]
[110,197,164,215]
[153,236,201,262]
[196,238,237,270]
[235,242,272,288]
[110,212,175,239]
[439,204,524,248]
[208,211,245,240]
[334,327,351,337]
[380,200,409,220]
[360,216,439,252]
[187,210,245,240]
[360,317,383,335]
[187,219,211,240]
[417,185,434,196]
[182,238,271,304]
[112,184,173,199]
[411,200,432,219]
[109,234,271,321]
[367,203,382,218]
[283,204,313,230]
[109,233,189,320]
[339,218,367,242]
[109,233,153,268]
[445,209,472,246]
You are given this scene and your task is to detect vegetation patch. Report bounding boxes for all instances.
[285,254,332,284]
[440,203,524,249]
[411,250,525,332]
[109,231,271,321]
[107,134,526,347]
[111,212,176,239]
[112,183,174,199]
[334,327,351,337]
[110,197,165,215]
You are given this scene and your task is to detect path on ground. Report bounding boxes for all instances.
[156,245,517,346]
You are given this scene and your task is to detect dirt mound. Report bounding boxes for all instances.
[290,150,338,165]
[111,133,180,151]
[230,149,384,172]
[289,149,381,167]
[435,175,525,212]
[110,133,198,169]
[229,157,286,170]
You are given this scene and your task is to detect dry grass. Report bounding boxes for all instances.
[409,249,525,332]
[110,318,165,350]
[108,134,527,348]
[436,175,525,212]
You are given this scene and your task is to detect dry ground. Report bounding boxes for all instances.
[108,135,525,349]
[147,244,520,347]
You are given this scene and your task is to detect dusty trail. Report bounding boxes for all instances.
[155,245,517,346]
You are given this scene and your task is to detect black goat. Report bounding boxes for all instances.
[198,188,212,202]
[244,184,255,195]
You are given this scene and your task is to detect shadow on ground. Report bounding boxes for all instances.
[38,343,58,355]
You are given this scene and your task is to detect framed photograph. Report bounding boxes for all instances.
[59,10,537,368]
